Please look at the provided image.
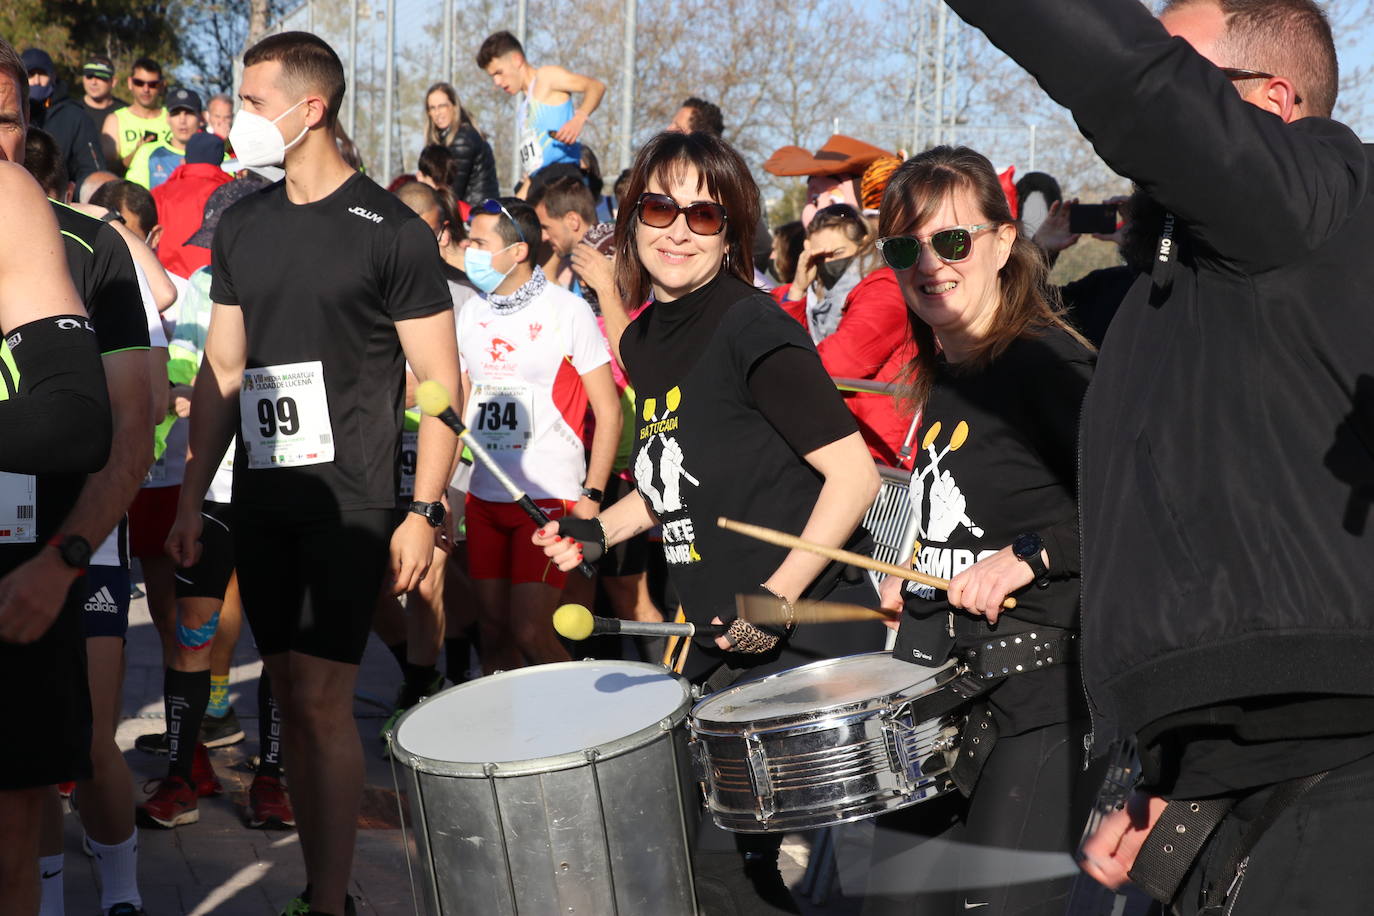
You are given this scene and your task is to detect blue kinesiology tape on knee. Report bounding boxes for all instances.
[176,609,222,651]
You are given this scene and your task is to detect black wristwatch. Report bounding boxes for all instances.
[407,500,446,529]
[580,485,604,503]
[47,534,92,574]
[1012,532,1050,589]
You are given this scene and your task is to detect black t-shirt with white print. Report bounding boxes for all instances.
[621,271,858,632]
[893,326,1094,735]
[210,172,451,515]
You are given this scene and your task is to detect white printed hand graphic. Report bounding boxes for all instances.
[635,444,664,513]
[926,469,967,542]
[659,437,687,512]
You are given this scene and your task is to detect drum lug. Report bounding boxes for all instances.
[687,738,710,789]
[745,735,776,824]
[881,717,915,791]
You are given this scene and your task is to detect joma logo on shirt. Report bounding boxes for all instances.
[347,206,384,223]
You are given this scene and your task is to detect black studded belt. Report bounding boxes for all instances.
[959,628,1077,680]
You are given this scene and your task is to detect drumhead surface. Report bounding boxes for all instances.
[394,661,688,764]
[694,652,948,723]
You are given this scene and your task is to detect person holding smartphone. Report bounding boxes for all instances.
[103,57,170,175]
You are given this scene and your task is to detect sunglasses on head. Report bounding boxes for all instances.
[876,224,994,270]
[476,198,526,244]
[636,192,728,236]
[130,77,161,88]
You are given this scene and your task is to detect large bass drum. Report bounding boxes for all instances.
[390,660,697,915]
[688,652,983,833]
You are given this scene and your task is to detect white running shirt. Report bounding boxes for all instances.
[457,282,609,503]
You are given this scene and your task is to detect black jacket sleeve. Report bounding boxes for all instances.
[944,0,1368,274]
[447,128,477,204]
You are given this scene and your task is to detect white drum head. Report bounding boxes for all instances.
[694,653,949,723]
[395,661,688,764]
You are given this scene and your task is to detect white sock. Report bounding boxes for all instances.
[37,853,64,916]
[88,830,142,909]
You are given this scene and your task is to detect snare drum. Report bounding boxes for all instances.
[688,652,983,833]
[390,660,698,916]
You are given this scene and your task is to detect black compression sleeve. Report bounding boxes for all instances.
[0,316,112,474]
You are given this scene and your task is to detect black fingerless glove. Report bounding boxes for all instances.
[718,585,795,655]
[557,516,607,563]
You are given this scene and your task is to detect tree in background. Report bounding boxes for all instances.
[1,0,181,88]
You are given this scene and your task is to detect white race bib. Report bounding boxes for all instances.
[467,383,534,452]
[518,133,541,174]
[398,429,418,500]
[0,472,37,543]
[239,361,335,469]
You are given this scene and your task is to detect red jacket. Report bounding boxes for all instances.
[152,162,231,279]
[773,269,918,467]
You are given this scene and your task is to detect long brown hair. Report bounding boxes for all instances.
[878,145,1089,410]
[423,81,475,146]
[613,131,760,307]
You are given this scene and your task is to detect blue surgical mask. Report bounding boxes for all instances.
[465,244,517,294]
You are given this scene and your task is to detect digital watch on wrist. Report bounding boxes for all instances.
[408,500,446,528]
[1012,532,1050,589]
[47,534,92,574]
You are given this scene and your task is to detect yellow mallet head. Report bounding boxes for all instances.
[552,603,595,641]
[416,380,452,418]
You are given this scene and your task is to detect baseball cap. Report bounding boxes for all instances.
[82,56,115,81]
[167,87,203,115]
[185,132,225,166]
[186,172,273,248]
[20,48,54,77]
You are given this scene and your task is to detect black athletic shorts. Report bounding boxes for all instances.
[0,587,92,789]
[174,500,234,601]
[234,507,393,665]
[80,564,132,639]
[598,476,649,578]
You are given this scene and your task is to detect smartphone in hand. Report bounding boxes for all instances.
[1069,203,1118,235]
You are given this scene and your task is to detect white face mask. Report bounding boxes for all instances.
[228,98,309,168]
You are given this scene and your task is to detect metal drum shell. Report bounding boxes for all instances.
[390,660,698,916]
[688,653,966,833]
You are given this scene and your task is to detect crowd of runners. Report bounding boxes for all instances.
[3,0,1374,914]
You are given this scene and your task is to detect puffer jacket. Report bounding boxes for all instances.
[447,123,499,208]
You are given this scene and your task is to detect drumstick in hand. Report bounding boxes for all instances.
[735,594,899,626]
[417,380,595,579]
[717,517,1016,610]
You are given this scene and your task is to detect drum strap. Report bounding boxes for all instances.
[960,628,1077,680]
[951,701,1000,796]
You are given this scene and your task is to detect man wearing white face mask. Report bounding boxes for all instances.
[164,31,460,916]
[456,197,620,672]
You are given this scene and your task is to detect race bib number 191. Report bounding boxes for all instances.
[239,360,335,469]
[518,133,541,173]
[0,472,36,543]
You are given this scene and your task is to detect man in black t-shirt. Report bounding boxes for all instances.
[166,32,458,916]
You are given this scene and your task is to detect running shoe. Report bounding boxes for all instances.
[247,772,296,829]
[57,781,75,798]
[136,775,199,828]
[280,889,355,915]
[191,742,224,797]
[107,905,146,916]
[133,730,168,755]
[201,708,246,748]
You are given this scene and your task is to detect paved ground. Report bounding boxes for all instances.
[59,580,867,916]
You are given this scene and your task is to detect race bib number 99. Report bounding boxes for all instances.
[239,361,335,469]
[0,472,36,543]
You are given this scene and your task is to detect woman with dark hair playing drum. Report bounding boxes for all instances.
[535,129,879,912]
[864,146,1098,916]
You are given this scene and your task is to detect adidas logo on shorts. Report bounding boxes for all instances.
[83,586,119,615]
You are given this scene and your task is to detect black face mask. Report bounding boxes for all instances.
[817,255,853,289]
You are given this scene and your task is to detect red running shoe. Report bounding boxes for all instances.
[247,773,295,829]
[191,742,223,798]
[57,781,76,798]
[137,775,199,828]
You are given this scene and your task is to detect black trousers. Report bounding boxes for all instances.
[1171,747,1374,915]
[864,717,1100,915]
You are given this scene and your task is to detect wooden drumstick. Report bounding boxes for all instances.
[716,516,1016,610]
[735,594,897,626]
